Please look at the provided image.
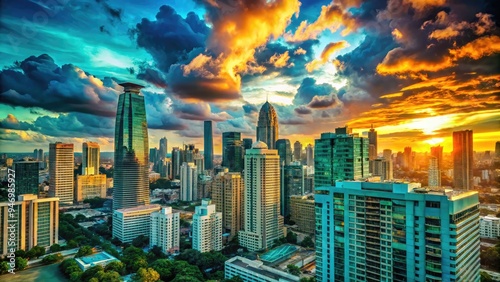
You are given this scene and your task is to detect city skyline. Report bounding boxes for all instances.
[0,0,498,154]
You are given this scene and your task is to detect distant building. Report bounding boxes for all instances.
[192,199,222,253]
[212,172,244,240]
[222,132,241,168]
[290,194,315,234]
[383,149,392,161]
[113,83,150,210]
[371,158,393,181]
[293,141,302,162]
[453,130,473,190]
[315,181,480,282]
[368,124,378,161]
[496,141,500,158]
[171,147,182,179]
[197,174,212,199]
[180,162,198,201]
[403,146,414,170]
[204,121,214,170]
[276,139,292,166]
[314,127,369,187]
[150,207,180,255]
[225,140,244,172]
[480,215,500,239]
[306,144,314,167]
[49,142,74,204]
[82,142,100,175]
[256,101,279,149]
[428,156,441,188]
[239,141,283,252]
[430,145,443,171]
[0,194,59,255]
[75,174,107,202]
[225,256,300,282]
[281,163,304,217]
[242,138,253,150]
[112,204,161,243]
[159,137,168,159]
[13,161,40,196]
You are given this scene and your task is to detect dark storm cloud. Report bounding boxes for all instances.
[136,63,168,89]
[0,54,120,117]
[0,114,34,130]
[242,103,258,115]
[293,77,336,105]
[33,112,115,137]
[308,95,341,108]
[294,106,312,115]
[95,0,123,22]
[134,5,209,72]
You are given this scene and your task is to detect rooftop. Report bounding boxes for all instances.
[226,256,299,282]
[115,204,161,213]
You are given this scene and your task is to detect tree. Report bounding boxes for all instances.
[131,257,149,273]
[15,257,28,271]
[67,240,78,249]
[122,246,147,272]
[0,261,9,274]
[150,259,174,281]
[80,265,104,282]
[171,275,202,282]
[300,277,316,282]
[50,244,62,252]
[287,264,301,276]
[26,245,46,259]
[175,249,202,266]
[76,245,94,257]
[300,236,314,248]
[83,197,107,209]
[42,253,64,264]
[481,271,494,282]
[286,231,298,244]
[172,261,204,281]
[75,214,87,222]
[132,235,149,248]
[132,267,160,282]
[95,270,122,282]
[105,261,126,275]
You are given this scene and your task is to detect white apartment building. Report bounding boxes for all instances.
[150,207,180,254]
[49,142,74,204]
[180,162,198,201]
[480,215,500,239]
[112,204,161,243]
[192,199,222,253]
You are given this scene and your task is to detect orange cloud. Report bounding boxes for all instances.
[402,0,446,12]
[306,41,349,72]
[294,47,307,55]
[269,51,291,68]
[284,2,358,42]
[450,35,500,60]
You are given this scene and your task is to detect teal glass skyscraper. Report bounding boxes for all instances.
[113,83,150,210]
[204,121,214,170]
[276,139,292,166]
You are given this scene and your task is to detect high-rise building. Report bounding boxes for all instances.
[222,132,241,167]
[276,139,292,166]
[383,149,392,161]
[159,137,168,159]
[82,141,100,175]
[225,256,300,282]
[368,124,378,161]
[480,215,500,239]
[306,144,314,166]
[113,83,150,210]
[13,161,39,196]
[49,142,74,204]
[371,158,393,181]
[453,130,473,190]
[37,149,43,162]
[0,194,59,255]
[149,148,158,167]
[428,156,441,188]
[430,145,443,171]
[242,138,253,150]
[239,141,283,252]
[256,101,278,149]
[403,147,414,170]
[112,204,161,243]
[293,141,302,162]
[150,207,180,255]
[180,162,198,201]
[314,127,369,187]
[75,174,107,202]
[280,163,304,217]
[496,141,500,158]
[171,147,182,179]
[315,181,480,282]
[225,140,244,172]
[197,174,212,199]
[290,194,315,234]
[34,149,38,160]
[204,121,214,170]
[192,199,223,253]
[212,172,244,240]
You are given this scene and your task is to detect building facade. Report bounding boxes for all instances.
[159,137,168,160]
[371,158,393,181]
[49,142,74,204]
[239,141,283,252]
[13,161,39,196]
[150,207,180,254]
[222,132,241,168]
[0,194,59,255]
[75,174,107,202]
[428,157,441,188]
[113,83,150,210]
[293,141,302,162]
[204,121,214,170]
[212,172,244,240]
[281,163,304,217]
[453,130,473,190]
[290,194,315,234]
[276,139,293,166]
[112,204,161,243]
[192,199,223,253]
[180,162,198,201]
[368,125,378,161]
[82,141,100,175]
[480,215,500,239]
[314,127,370,188]
[256,102,279,149]
[225,256,300,282]
[315,181,480,282]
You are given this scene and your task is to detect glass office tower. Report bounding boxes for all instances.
[113,82,150,210]
[204,121,214,170]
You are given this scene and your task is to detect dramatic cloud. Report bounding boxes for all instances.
[0,114,34,131]
[306,41,349,72]
[293,77,336,105]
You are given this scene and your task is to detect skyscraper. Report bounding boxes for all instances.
[225,140,244,172]
[113,83,150,210]
[428,156,440,188]
[276,139,292,166]
[212,172,244,240]
[13,161,39,196]
[371,158,393,181]
[281,163,304,217]
[368,124,378,160]
[453,130,473,190]
[171,147,182,179]
[242,138,253,150]
[222,132,241,167]
[82,141,100,175]
[306,144,314,166]
[37,149,43,162]
[192,199,223,253]
[204,121,214,170]
[75,174,107,202]
[256,101,279,149]
[239,141,283,252]
[314,127,369,187]
[496,141,500,158]
[180,162,198,201]
[150,207,180,255]
[159,137,167,159]
[315,181,480,282]
[430,145,443,171]
[293,141,302,162]
[383,149,392,161]
[403,147,414,170]
[49,142,74,204]
[33,149,38,160]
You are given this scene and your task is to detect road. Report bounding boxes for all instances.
[28,248,79,266]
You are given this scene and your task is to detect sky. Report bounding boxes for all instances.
[0,0,499,154]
